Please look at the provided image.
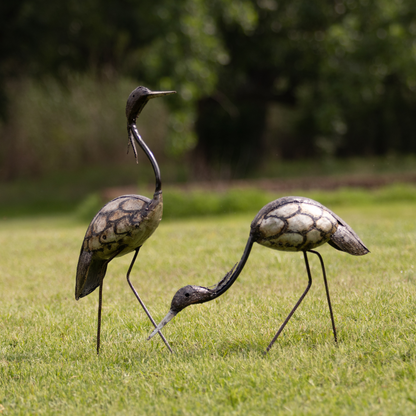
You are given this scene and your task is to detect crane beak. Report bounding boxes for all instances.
[146,90,176,99]
[147,310,177,340]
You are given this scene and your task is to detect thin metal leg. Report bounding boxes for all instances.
[265,251,313,353]
[127,248,174,354]
[95,251,121,354]
[308,249,337,343]
[97,275,104,355]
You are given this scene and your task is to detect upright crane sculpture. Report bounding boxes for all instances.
[75,86,175,354]
[148,196,369,353]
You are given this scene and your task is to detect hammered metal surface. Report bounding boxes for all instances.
[251,196,339,252]
[82,194,162,258]
[148,195,369,345]
[75,193,163,299]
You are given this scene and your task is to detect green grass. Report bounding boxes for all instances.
[3,154,416,220]
[1,198,416,415]
[74,182,416,221]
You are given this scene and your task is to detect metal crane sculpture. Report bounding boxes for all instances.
[148,196,369,353]
[75,86,175,354]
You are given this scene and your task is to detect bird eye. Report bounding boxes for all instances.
[185,293,190,297]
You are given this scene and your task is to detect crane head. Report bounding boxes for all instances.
[126,86,176,124]
[147,285,212,340]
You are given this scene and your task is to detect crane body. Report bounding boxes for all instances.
[76,86,175,354]
[76,193,162,299]
[148,196,369,353]
[251,196,367,255]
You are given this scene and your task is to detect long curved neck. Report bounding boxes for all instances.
[209,234,254,299]
[129,123,162,194]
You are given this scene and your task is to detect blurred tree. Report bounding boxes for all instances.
[0,0,255,174]
[1,0,416,179]
[193,0,416,176]
[194,0,334,176]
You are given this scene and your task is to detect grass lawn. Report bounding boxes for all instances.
[1,198,416,415]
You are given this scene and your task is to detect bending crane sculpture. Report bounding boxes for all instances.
[75,86,175,354]
[148,196,369,353]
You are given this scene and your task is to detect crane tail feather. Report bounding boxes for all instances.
[329,225,369,256]
[75,251,108,300]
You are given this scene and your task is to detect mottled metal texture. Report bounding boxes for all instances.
[251,196,369,255]
[148,196,369,347]
[75,192,163,299]
[126,87,152,124]
[126,87,176,125]
[171,285,212,312]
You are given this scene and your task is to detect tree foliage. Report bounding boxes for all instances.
[2,0,416,178]
[194,0,416,176]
